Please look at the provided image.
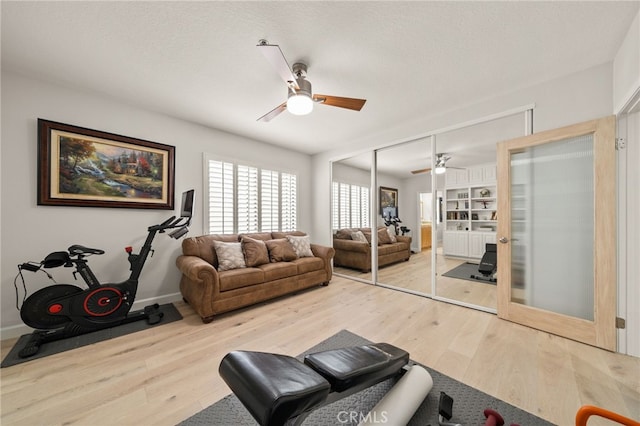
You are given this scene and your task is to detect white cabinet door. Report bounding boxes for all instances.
[468,233,485,258]
[445,169,469,187]
[469,165,497,184]
[444,231,469,257]
[483,165,497,182]
[469,232,497,258]
[468,167,485,184]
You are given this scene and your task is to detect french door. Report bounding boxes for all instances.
[496,116,617,351]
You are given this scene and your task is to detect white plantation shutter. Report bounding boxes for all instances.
[281,173,297,231]
[206,156,296,234]
[332,182,340,230]
[339,183,349,229]
[361,187,370,228]
[332,181,370,230]
[351,185,362,228]
[237,165,258,233]
[208,160,234,234]
[261,169,280,232]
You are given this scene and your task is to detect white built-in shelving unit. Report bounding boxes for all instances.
[443,164,497,259]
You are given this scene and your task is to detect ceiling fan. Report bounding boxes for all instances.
[256,40,367,122]
[411,154,463,175]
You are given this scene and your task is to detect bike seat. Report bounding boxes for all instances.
[68,245,105,256]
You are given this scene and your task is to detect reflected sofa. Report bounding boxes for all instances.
[333,227,411,273]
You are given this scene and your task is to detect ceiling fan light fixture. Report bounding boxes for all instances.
[434,154,448,174]
[287,93,314,115]
[286,76,313,115]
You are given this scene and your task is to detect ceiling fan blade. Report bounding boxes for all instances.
[257,102,287,122]
[411,168,431,175]
[313,94,366,111]
[257,41,299,90]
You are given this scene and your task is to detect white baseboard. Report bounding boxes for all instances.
[0,292,183,340]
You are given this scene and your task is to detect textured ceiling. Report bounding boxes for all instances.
[2,1,638,171]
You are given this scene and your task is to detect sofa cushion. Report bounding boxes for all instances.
[386,228,397,243]
[219,268,265,291]
[241,236,270,267]
[265,239,298,262]
[182,234,238,267]
[272,231,306,239]
[377,228,392,245]
[286,235,314,257]
[335,228,356,240]
[258,262,298,281]
[213,241,247,271]
[350,230,368,243]
[378,242,407,255]
[240,232,273,241]
[294,257,325,274]
[361,230,372,245]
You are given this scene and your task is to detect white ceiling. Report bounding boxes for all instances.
[2,1,638,175]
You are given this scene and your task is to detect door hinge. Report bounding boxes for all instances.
[616,138,626,150]
[616,317,626,329]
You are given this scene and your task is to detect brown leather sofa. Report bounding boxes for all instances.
[333,227,411,272]
[176,231,335,323]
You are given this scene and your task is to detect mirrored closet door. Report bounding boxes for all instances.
[331,152,373,283]
[373,139,433,294]
[433,113,526,311]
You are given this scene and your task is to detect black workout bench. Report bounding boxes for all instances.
[219,343,410,426]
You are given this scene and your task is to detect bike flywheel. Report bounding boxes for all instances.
[20,284,82,329]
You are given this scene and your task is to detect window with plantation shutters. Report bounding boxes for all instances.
[331,181,370,230]
[205,156,297,234]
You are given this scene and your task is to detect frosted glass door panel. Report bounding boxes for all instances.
[510,134,594,321]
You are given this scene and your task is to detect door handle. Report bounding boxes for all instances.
[499,237,509,244]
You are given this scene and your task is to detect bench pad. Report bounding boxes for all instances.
[303,343,409,392]
[219,351,330,426]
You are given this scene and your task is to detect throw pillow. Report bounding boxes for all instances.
[286,235,314,257]
[361,231,373,245]
[212,241,247,271]
[386,227,397,243]
[378,227,392,245]
[265,239,298,262]
[350,230,368,243]
[241,236,270,267]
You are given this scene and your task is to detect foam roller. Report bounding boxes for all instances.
[358,365,433,425]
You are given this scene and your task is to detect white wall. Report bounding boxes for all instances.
[0,71,313,333]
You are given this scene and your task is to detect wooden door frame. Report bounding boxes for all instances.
[497,116,617,351]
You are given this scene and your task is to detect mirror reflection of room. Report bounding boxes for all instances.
[332,112,531,311]
[434,114,525,310]
[331,153,373,283]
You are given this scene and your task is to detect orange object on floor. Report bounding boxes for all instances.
[576,405,640,426]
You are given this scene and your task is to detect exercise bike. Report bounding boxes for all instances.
[14,190,194,359]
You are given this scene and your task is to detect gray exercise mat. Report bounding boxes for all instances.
[2,303,183,368]
[179,329,552,425]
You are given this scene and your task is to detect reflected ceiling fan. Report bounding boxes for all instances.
[256,40,367,122]
[411,154,463,175]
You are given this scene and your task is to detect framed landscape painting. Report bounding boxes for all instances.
[379,186,398,217]
[37,119,175,209]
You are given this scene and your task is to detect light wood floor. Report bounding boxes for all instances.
[335,247,497,309]
[1,277,638,426]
